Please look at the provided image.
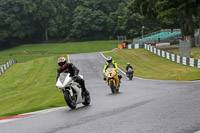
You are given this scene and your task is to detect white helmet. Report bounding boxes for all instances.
[107,56,112,63]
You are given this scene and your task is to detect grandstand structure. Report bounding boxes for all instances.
[133,29,181,45]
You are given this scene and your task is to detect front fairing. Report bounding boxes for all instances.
[56,73,72,88]
[105,68,116,79]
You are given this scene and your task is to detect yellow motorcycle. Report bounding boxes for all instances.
[104,68,120,93]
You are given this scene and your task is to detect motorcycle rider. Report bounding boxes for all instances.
[126,63,134,73]
[103,56,122,82]
[56,57,89,96]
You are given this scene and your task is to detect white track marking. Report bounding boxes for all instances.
[0,107,66,123]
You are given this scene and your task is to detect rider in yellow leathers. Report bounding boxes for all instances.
[103,56,122,83]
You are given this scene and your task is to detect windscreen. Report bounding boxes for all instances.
[59,73,69,84]
[107,68,114,73]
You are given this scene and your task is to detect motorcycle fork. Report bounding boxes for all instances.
[113,75,119,87]
[108,78,115,87]
[64,87,74,97]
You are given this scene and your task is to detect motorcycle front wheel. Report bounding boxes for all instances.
[110,80,118,94]
[129,75,133,80]
[127,73,133,80]
[64,90,77,109]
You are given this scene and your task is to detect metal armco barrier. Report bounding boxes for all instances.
[0,59,17,75]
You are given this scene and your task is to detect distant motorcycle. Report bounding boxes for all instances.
[126,68,134,80]
[104,68,120,93]
[56,73,91,109]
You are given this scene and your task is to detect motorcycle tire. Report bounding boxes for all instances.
[64,91,77,109]
[110,80,117,94]
[129,76,133,80]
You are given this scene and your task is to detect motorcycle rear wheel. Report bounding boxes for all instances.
[64,91,77,109]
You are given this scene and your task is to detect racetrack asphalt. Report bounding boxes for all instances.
[0,52,200,133]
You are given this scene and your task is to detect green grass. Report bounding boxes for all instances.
[0,40,118,118]
[104,49,200,81]
[0,40,118,63]
[167,47,200,59]
[0,55,67,118]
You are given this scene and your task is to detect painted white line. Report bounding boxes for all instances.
[67,54,70,63]
[0,119,15,123]
[0,114,34,123]
[194,131,200,133]
[0,107,66,124]
[99,52,108,60]
[21,107,66,116]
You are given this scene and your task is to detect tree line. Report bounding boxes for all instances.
[0,0,199,49]
[128,0,200,47]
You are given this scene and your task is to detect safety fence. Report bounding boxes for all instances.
[128,44,200,68]
[0,59,17,75]
[128,44,144,49]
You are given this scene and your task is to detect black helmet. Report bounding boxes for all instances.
[107,56,112,63]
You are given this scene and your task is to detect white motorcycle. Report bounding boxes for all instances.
[56,73,91,109]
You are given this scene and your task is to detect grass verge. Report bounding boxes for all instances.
[103,49,200,81]
[0,55,66,118]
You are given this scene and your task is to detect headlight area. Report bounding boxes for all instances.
[105,72,110,77]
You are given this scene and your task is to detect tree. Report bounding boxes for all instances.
[70,3,108,40]
[24,0,72,41]
[1,0,193,49]
[128,0,198,47]
[0,0,33,47]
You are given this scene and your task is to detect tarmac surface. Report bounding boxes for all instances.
[0,52,200,133]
